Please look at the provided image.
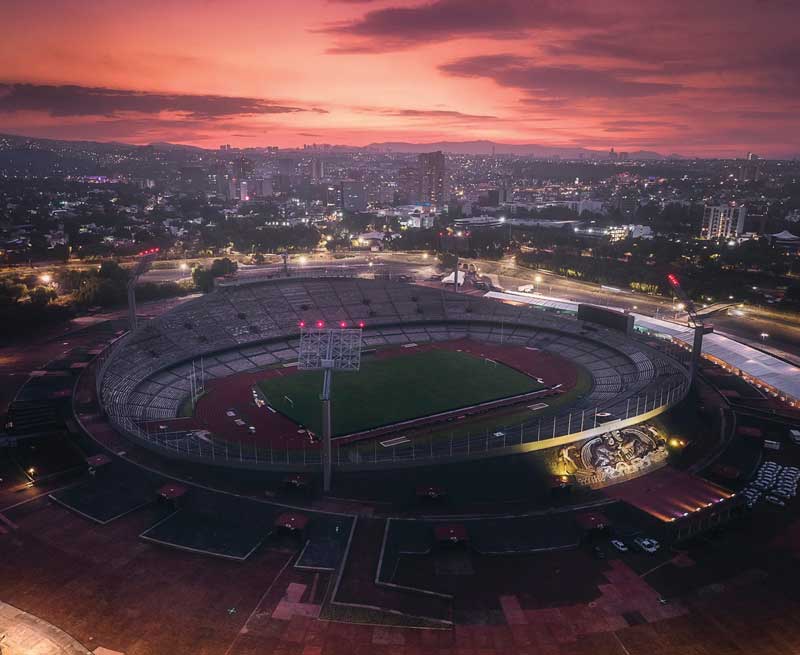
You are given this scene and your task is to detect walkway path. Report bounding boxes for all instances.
[0,601,92,655]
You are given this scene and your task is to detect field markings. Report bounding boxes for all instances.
[222,552,295,655]
[379,436,410,448]
[612,632,633,655]
[0,481,82,513]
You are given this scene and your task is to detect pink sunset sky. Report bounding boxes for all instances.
[0,0,798,156]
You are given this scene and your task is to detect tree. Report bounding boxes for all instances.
[29,286,57,307]
[98,260,129,283]
[210,257,238,277]
[192,266,215,293]
[0,280,26,305]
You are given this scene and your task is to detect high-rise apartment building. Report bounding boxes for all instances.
[310,158,325,183]
[418,151,446,207]
[234,156,254,180]
[701,203,747,239]
[396,166,420,205]
[738,153,762,182]
[340,180,367,212]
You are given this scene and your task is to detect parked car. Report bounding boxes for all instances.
[634,536,660,553]
[610,539,628,552]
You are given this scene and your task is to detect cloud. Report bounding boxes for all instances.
[0,83,314,118]
[439,56,681,99]
[360,106,499,121]
[319,0,604,53]
[600,120,688,131]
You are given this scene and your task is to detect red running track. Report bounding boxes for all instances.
[157,338,579,451]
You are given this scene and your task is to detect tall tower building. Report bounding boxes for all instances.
[234,156,254,180]
[418,151,446,207]
[311,158,325,183]
[738,153,762,182]
[701,203,747,239]
[396,166,420,205]
[339,180,367,212]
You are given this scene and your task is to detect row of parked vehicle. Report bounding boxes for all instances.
[593,536,661,559]
[742,461,800,508]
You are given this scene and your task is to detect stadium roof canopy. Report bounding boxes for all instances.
[483,290,800,402]
[485,290,580,312]
[634,314,800,401]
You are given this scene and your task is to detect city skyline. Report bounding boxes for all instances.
[1,0,799,157]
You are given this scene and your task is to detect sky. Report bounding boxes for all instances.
[0,0,798,157]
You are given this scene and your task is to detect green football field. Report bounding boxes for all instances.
[258,349,544,437]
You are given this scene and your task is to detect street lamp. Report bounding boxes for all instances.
[39,273,52,285]
[179,262,188,271]
[760,332,769,342]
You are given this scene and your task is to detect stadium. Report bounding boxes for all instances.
[95,274,691,479]
[6,264,798,655]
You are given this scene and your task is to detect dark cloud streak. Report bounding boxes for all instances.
[439,56,681,99]
[0,83,314,118]
[320,0,603,52]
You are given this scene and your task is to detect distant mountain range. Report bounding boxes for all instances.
[0,132,729,160]
[365,139,684,160]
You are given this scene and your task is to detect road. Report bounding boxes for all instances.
[380,252,800,361]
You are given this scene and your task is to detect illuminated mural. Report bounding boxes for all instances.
[558,424,668,487]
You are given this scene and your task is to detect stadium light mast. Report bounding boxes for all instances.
[281,250,289,277]
[298,321,363,493]
[440,230,470,293]
[128,248,160,332]
[666,273,712,383]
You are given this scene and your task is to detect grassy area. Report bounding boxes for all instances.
[345,363,594,456]
[258,350,543,436]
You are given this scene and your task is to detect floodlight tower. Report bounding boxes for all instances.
[666,273,712,383]
[440,230,470,293]
[128,248,160,332]
[298,320,363,493]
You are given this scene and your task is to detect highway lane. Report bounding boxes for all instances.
[393,253,800,360]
